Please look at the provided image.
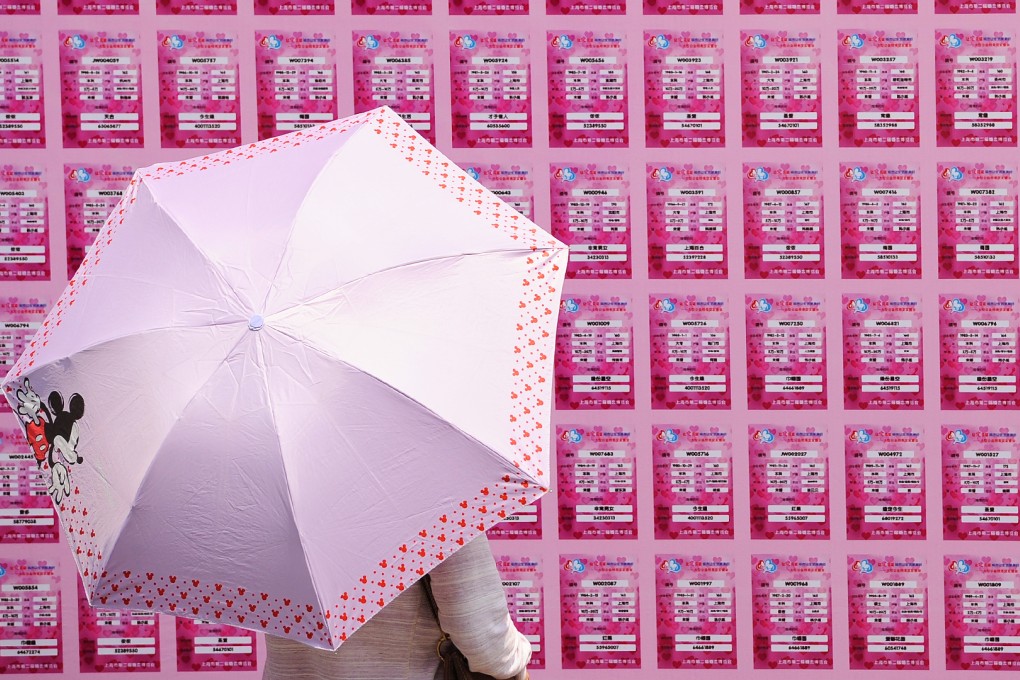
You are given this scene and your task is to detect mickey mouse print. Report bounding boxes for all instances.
[13,378,85,504]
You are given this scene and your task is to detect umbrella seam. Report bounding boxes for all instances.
[20,180,252,379]
[18,323,248,382]
[257,122,373,316]
[102,328,250,600]
[266,248,545,318]
[141,177,255,315]
[262,325,541,489]
[252,332,332,642]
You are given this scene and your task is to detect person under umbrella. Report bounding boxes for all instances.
[2,106,565,672]
[263,533,532,680]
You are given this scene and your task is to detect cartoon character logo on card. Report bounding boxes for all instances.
[650,167,672,182]
[659,558,682,572]
[846,297,868,313]
[655,427,679,443]
[648,34,669,50]
[555,166,576,182]
[551,34,573,50]
[946,427,968,443]
[845,166,866,182]
[947,558,971,573]
[357,35,380,50]
[943,297,965,313]
[842,31,865,49]
[746,34,767,49]
[848,427,869,443]
[163,34,184,50]
[653,298,675,313]
[564,557,586,573]
[850,558,874,573]
[67,168,90,183]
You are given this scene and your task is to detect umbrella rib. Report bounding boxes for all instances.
[337,247,540,292]
[257,130,363,316]
[264,325,541,487]
[143,178,255,315]
[17,322,244,384]
[269,247,541,317]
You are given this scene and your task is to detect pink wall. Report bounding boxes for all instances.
[1,0,1019,675]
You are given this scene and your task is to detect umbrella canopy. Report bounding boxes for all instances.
[3,107,567,650]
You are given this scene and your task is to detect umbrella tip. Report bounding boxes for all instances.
[248,315,265,331]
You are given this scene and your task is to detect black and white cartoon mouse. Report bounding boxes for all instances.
[43,391,84,505]
[45,391,84,468]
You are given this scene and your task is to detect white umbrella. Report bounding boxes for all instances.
[3,107,567,649]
